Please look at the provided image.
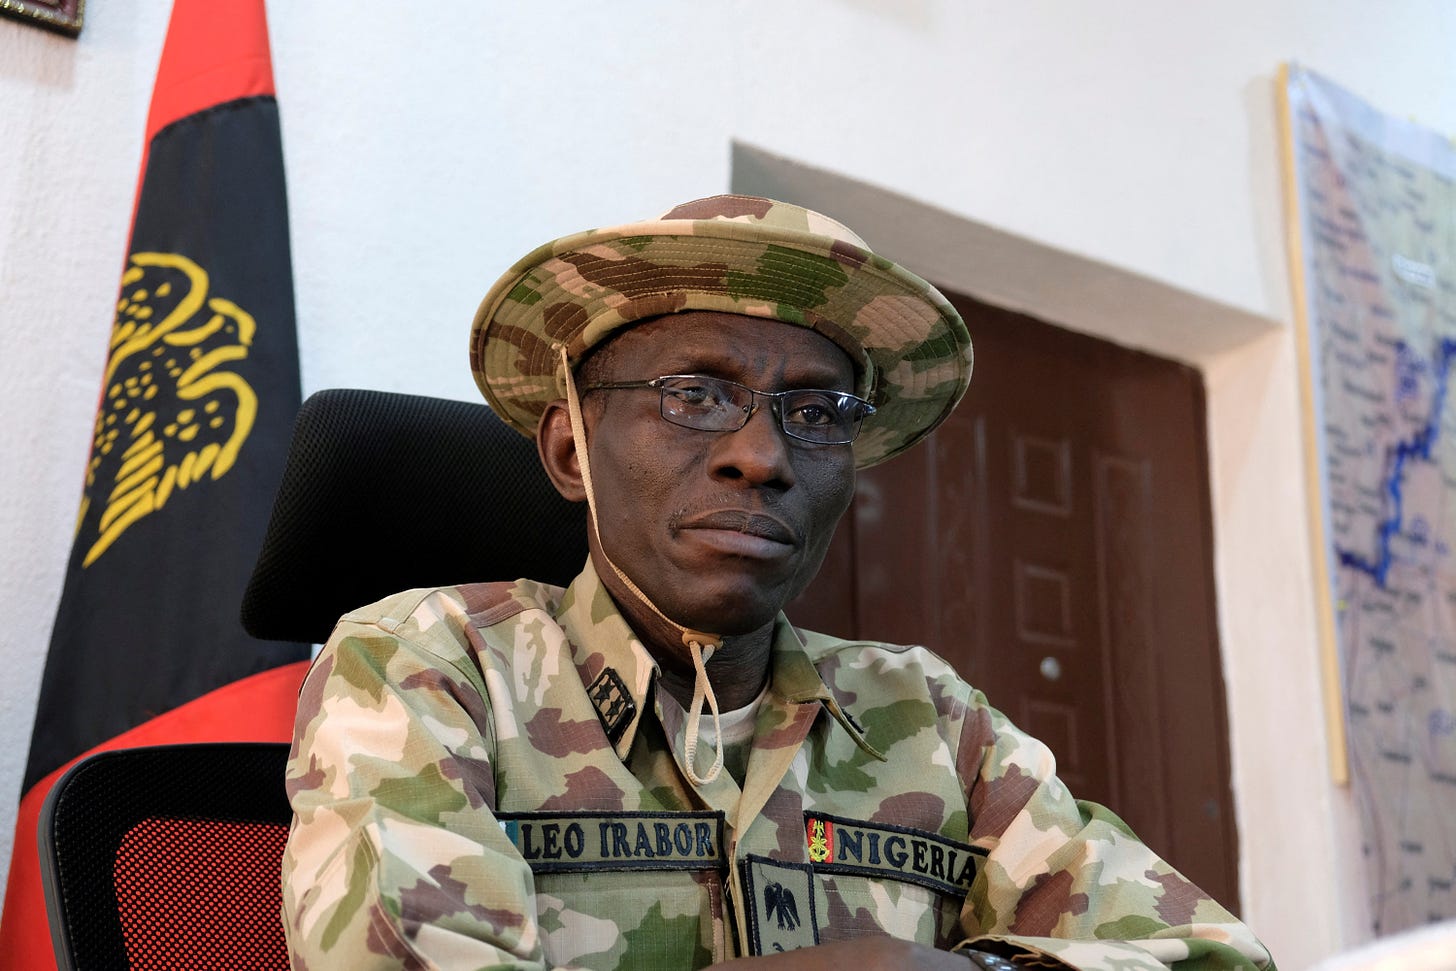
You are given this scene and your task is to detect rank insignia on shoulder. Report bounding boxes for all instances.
[587,666,636,743]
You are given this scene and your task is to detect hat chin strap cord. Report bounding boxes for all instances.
[561,348,725,786]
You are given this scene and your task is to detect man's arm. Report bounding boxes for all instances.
[282,592,547,970]
[949,694,1275,970]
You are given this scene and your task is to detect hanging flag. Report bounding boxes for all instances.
[0,1,310,963]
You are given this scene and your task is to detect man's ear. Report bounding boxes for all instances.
[537,400,587,502]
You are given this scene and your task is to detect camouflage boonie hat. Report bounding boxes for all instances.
[469,194,972,467]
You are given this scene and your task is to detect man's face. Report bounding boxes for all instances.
[580,311,858,639]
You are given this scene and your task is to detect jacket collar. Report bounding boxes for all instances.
[554,560,882,764]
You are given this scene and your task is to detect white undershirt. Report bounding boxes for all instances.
[699,681,768,748]
[696,681,768,785]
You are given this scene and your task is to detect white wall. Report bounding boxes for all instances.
[2,2,1452,966]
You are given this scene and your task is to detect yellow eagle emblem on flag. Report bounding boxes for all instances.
[80,252,258,567]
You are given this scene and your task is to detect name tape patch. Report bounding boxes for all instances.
[498,810,725,873]
[804,812,985,897]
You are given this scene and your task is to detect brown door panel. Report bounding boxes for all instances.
[790,291,1239,912]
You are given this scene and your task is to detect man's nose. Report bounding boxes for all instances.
[707,398,795,489]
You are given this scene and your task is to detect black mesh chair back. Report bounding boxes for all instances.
[241,388,589,644]
[38,743,293,970]
[38,391,587,967]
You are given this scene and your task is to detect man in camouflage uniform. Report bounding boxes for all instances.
[282,195,1275,969]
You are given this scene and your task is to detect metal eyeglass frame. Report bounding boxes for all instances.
[581,374,876,445]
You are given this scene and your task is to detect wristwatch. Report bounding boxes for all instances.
[961,950,1021,970]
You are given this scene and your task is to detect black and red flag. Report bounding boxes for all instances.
[0,0,309,963]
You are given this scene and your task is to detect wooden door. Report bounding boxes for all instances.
[791,290,1240,912]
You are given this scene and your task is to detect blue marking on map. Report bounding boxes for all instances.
[1337,338,1456,588]
[1394,342,1425,403]
[1409,515,1430,547]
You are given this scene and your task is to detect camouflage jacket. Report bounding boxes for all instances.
[282,562,1274,970]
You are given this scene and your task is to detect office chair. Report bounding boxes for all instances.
[38,742,293,970]
[242,387,589,644]
[39,388,589,967]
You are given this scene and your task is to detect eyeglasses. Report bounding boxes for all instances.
[582,374,876,445]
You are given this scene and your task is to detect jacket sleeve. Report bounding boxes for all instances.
[280,590,561,970]
[952,691,1276,970]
